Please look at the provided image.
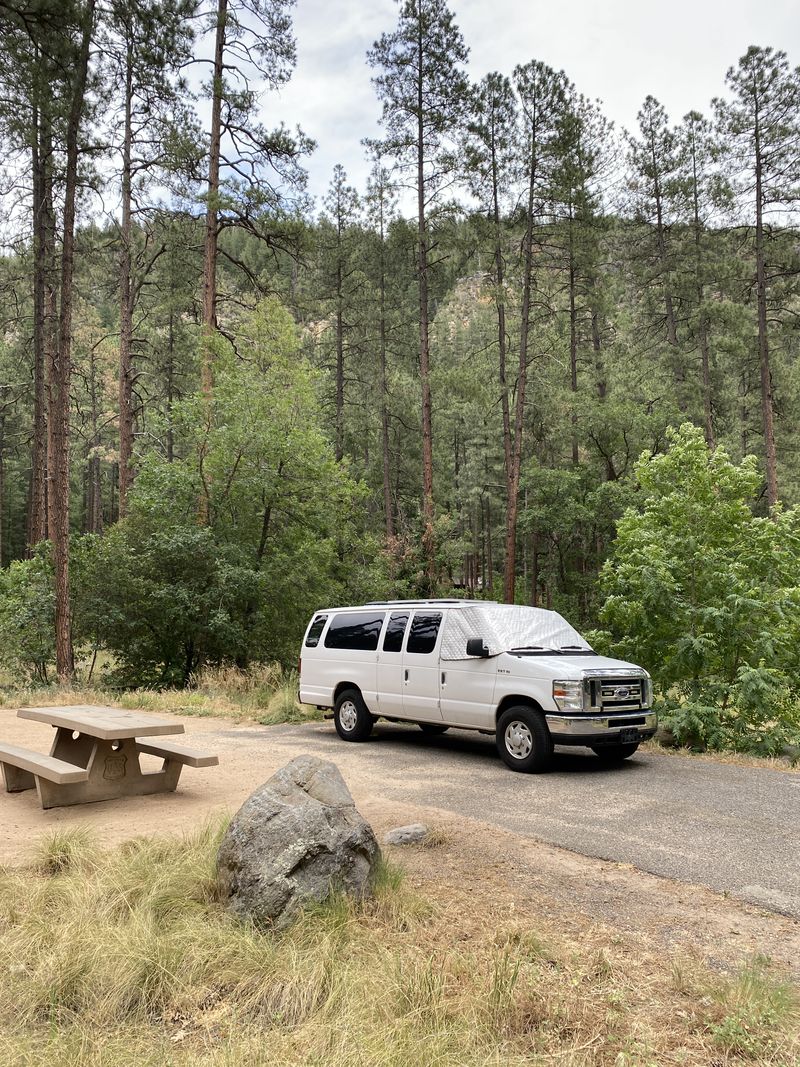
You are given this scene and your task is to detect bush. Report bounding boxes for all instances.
[0,551,54,683]
[598,424,800,753]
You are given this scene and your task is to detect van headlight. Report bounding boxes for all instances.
[642,674,653,708]
[552,680,585,712]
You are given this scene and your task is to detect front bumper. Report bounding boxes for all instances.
[545,710,657,745]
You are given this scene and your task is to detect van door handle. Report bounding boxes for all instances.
[441,672,446,685]
[404,669,409,683]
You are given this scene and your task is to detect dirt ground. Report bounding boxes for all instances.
[2,706,799,984]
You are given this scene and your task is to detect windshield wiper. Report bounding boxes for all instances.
[559,645,595,654]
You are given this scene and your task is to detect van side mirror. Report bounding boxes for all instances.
[466,638,490,658]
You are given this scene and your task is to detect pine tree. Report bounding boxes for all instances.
[368,0,469,592]
[715,46,800,508]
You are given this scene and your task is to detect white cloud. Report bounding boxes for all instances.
[259,0,800,206]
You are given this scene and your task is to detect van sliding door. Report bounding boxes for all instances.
[401,612,444,722]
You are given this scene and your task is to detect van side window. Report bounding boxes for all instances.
[324,612,386,651]
[406,612,442,655]
[382,612,409,652]
[304,615,327,647]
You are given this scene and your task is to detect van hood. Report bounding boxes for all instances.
[501,652,647,680]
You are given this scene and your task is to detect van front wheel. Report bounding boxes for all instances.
[334,689,374,742]
[497,706,553,773]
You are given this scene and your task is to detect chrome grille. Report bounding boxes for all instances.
[588,676,644,711]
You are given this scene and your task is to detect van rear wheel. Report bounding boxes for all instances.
[497,706,552,773]
[334,689,374,742]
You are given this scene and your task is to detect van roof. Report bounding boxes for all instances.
[315,599,500,612]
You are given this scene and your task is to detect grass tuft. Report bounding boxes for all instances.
[0,829,798,1066]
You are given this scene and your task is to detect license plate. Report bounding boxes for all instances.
[619,728,639,744]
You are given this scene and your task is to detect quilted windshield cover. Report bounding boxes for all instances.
[439,604,591,660]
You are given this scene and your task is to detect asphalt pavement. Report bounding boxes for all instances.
[257,719,800,919]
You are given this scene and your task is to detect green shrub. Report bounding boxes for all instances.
[599,424,800,753]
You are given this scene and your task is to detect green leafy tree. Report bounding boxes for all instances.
[599,423,800,753]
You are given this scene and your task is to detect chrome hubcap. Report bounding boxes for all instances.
[505,720,533,759]
[339,700,358,732]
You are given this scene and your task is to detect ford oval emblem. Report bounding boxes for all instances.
[614,686,631,700]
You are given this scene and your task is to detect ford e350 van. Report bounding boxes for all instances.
[299,600,656,773]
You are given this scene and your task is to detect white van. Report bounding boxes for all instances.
[299,600,656,773]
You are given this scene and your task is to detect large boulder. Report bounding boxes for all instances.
[217,754,380,929]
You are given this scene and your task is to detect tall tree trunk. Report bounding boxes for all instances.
[0,414,4,567]
[568,213,579,466]
[688,128,715,450]
[492,139,511,482]
[48,0,96,682]
[166,306,175,462]
[118,46,135,515]
[378,215,394,540]
[202,0,226,384]
[199,0,227,522]
[754,105,778,507]
[416,31,435,593]
[649,136,678,348]
[335,270,344,462]
[504,136,536,604]
[29,100,50,550]
[485,495,493,593]
[86,343,103,534]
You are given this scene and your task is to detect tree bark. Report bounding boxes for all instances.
[86,342,103,535]
[568,212,579,466]
[202,0,226,387]
[649,133,678,348]
[48,0,96,682]
[199,0,227,522]
[754,102,778,507]
[416,24,435,592]
[378,202,394,540]
[335,271,344,462]
[118,44,135,515]
[688,122,715,450]
[491,128,511,483]
[503,133,536,604]
[29,99,51,550]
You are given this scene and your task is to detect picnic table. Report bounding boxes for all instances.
[0,705,219,810]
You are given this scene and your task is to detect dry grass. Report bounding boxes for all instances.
[643,739,800,774]
[0,826,797,1066]
[0,664,322,729]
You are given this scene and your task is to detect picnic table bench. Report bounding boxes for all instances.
[0,705,219,810]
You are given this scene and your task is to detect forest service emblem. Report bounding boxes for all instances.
[103,754,127,781]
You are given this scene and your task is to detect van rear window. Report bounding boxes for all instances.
[324,612,386,651]
[305,615,327,647]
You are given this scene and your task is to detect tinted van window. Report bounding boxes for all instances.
[304,615,327,647]
[406,612,442,655]
[324,612,385,651]
[382,612,409,652]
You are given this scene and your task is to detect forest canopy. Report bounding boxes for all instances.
[0,1,798,750]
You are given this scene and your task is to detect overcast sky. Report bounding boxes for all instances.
[263,0,799,208]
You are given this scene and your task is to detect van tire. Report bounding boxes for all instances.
[591,742,639,763]
[497,705,553,773]
[334,689,374,742]
[419,723,449,735]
